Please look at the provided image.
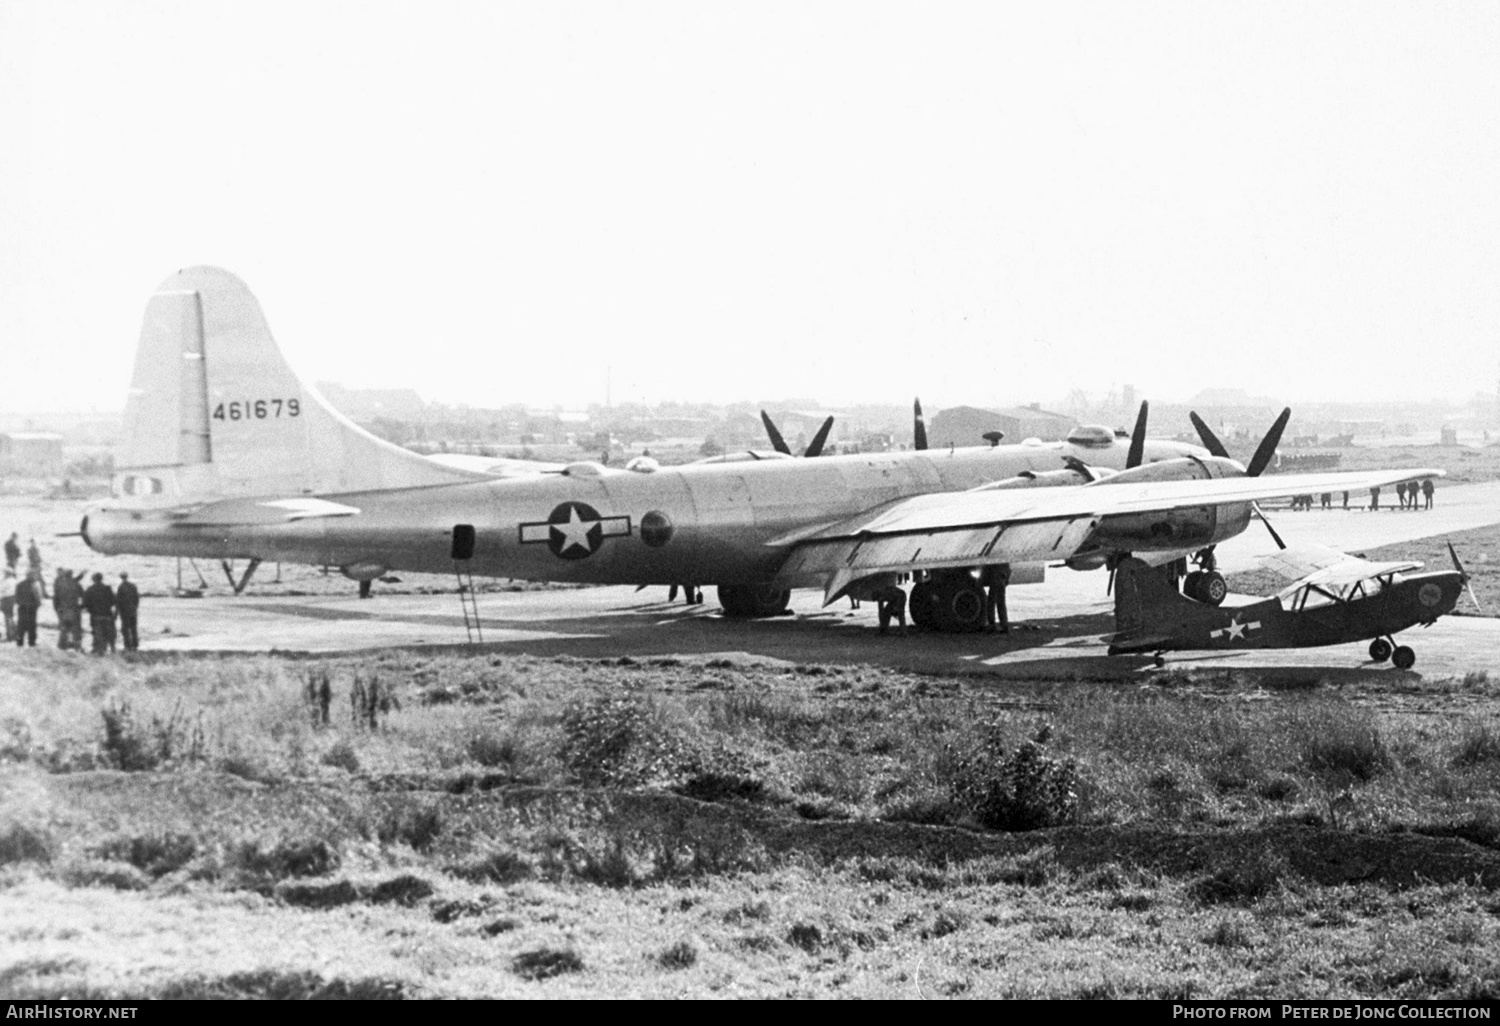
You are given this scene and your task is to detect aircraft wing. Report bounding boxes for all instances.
[775,467,1443,601]
[1260,544,1425,600]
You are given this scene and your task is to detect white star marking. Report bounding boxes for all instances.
[552,506,597,555]
[1211,617,1262,642]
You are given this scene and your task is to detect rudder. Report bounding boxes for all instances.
[114,267,481,501]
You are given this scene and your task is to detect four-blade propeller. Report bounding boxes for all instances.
[760,411,836,458]
[1191,406,1293,550]
[913,398,928,451]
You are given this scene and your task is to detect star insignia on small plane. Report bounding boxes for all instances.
[519,502,631,560]
[1210,617,1262,642]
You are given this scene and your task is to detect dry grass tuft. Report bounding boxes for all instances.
[512,947,584,981]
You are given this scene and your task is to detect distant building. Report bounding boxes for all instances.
[0,432,65,475]
[928,404,1075,447]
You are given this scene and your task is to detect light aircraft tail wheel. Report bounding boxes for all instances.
[1391,645,1416,670]
[1368,638,1393,663]
[1199,572,1228,606]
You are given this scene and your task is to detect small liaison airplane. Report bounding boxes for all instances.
[1107,543,1478,668]
[81,267,1443,630]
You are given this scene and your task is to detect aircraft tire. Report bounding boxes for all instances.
[1198,572,1228,606]
[1369,638,1393,663]
[717,584,790,618]
[1392,645,1416,670]
[1183,571,1202,600]
[909,581,938,629]
[935,580,987,633]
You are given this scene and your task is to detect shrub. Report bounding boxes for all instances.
[448,849,533,885]
[320,740,360,773]
[375,803,443,852]
[512,947,584,981]
[559,695,689,787]
[0,824,52,865]
[948,722,1081,831]
[1291,703,1390,783]
[1188,846,1291,905]
[92,833,196,878]
[656,940,698,970]
[230,837,339,883]
[61,859,150,891]
[1452,724,1500,768]
[368,874,434,906]
[99,699,203,771]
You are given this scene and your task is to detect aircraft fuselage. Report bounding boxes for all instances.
[84,438,1204,585]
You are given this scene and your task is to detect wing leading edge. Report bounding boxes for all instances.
[776,467,1443,601]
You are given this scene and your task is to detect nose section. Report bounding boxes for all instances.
[80,512,95,551]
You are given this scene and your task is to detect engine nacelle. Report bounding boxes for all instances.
[1081,455,1253,554]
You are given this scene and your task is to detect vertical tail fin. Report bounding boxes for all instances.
[115,267,481,501]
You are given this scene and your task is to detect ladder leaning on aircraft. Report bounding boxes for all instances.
[80,267,1443,634]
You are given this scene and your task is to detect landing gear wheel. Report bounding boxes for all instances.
[716,584,790,618]
[1368,638,1393,663]
[1391,645,1416,670]
[936,581,986,633]
[1183,571,1202,600]
[1198,571,1227,606]
[909,581,938,630]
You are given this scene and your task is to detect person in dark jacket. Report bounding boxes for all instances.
[82,573,116,655]
[53,568,84,650]
[116,572,140,652]
[15,570,43,647]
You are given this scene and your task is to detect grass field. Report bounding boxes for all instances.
[4,648,1500,998]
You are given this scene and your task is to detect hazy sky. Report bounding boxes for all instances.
[2,1,1497,414]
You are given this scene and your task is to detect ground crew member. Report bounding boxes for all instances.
[54,568,87,650]
[15,569,43,647]
[82,572,116,655]
[1342,491,1349,509]
[1396,481,1408,509]
[1370,486,1380,511]
[982,563,1011,633]
[1422,478,1435,510]
[3,533,19,571]
[875,584,907,633]
[358,579,372,599]
[117,572,140,652]
[26,538,42,573]
[1,569,16,641]
[1320,493,1331,509]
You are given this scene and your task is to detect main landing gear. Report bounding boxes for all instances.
[717,583,791,618]
[909,571,988,633]
[1182,548,1227,607]
[1368,637,1416,669]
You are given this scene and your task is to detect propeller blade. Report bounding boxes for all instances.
[1447,540,1467,577]
[804,416,835,458]
[1245,407,1292,478]
[913,398,928,451]
[1126,400,1149,469]
[1252,502,1287,550]
[760,411,791,455]
[1188,412,1231,458]
[1447,541,1482,611]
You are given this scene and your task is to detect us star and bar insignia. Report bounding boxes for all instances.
[519,502,631,560]
[1209,617,1262,642]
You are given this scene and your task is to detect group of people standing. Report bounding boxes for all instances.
[2,532,140,653]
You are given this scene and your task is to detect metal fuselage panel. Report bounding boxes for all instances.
[84,440,1195,585]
